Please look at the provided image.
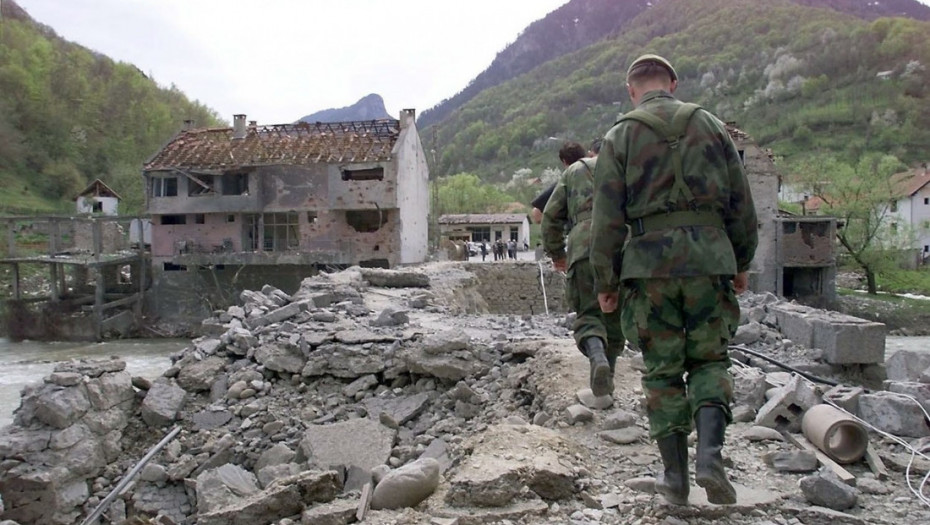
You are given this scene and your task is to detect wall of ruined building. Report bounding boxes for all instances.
[742,143,779,295]
[778,219,835,266]
[147,172,261,215]
[895,186,930,257]
[462,262,567,316]
[72,221,129,253]
[145,264,318,334]
[75,195,118,215]
[395,113,430,264]
[151,214,240,258]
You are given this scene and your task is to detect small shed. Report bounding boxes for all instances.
[75,179,122,216]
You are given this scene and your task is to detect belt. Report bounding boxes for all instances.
[629,210,724,237]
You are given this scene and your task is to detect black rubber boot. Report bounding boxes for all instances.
[695,405,737,505]
[655,433,690,505]
[582,337,611,397]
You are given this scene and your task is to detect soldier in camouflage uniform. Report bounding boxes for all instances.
[541,141,625,398]
[589,55,758,505]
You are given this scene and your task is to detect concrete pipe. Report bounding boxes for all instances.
[801,404,869,464]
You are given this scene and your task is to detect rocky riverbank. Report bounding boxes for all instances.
[1,262,929,524]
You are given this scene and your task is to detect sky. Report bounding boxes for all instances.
[15,0,568,125]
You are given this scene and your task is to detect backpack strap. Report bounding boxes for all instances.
[619,103,701,207]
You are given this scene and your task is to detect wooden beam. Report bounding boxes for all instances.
[785,432,856,486]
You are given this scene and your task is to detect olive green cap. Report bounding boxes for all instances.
[627,54,678,82]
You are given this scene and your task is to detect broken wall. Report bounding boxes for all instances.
[462,262,567,316]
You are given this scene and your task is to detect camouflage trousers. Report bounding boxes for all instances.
[620,276,739,440]
[567,259,625,359]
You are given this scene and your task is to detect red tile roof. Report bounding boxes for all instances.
[144,119,400,171]
[890,168,930,199]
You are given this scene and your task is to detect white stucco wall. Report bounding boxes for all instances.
[76,196,119,216]
[394,110,429,264]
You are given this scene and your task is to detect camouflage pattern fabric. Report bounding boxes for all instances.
[620,276,738,440]
[542,156,625,355]
[589,90,758,291]
[542,157,597,268]
[566,259,624,356]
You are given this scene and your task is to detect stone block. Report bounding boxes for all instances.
[298,418,396,474]
[886,350,930,382]
[768,303,815,348]
[812,315,885,365]
[859,391,930,438]
[177,356,226,393]
[35,385,91,429]
[882,381,930,414]
[140,382,187,427]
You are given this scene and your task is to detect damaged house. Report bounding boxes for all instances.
[142,110,429,327]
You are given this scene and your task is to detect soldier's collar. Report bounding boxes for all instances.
[639,90,674,104]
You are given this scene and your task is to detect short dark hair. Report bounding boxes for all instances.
[627,62,673,87]
[589,138,603,154]
[558,141,586,165]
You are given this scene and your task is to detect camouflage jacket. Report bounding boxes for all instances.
[541,157,598,268]
[590,90,758,291]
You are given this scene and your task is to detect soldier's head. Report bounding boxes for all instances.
[558,141,586,167]
[588,138,603,157]
[626,54,678,106]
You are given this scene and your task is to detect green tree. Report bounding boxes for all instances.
[434,173,513,215]
[793,153,908,294]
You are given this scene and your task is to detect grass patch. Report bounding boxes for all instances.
[877,268,930,296]
[835,287,930,335]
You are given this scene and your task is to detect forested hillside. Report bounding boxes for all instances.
[0,0,221,215]
[425,0,930,190]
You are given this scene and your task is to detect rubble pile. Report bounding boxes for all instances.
[0,262,929,525]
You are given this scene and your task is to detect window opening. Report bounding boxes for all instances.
[227,214,236,223]
[468,227,490,242]
[92,201,103,213]
[188,174,215,196]
[243,214,259,252]
[307,211,318,223]
[161,215,187,225]
[153,177,178,197]
[222,172,249,195]
[342,167,384,181]
[263,212,300,251]
[346,210,388,233]
[194,214,205,224]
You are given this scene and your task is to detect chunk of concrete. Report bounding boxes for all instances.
[140,382,187,427]
[177,356,226,393]
[34,385,91,429]
[799,470,858,510]
[859,390,930,437]
[812,315,885,365]
[886,350,930,382]
[299,418,396,473]
[754,374,823,432]
[196,464,260,514]
[254,343,306,374]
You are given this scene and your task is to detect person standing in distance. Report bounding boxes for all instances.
[541,140,625,398]
[589,54,758,506]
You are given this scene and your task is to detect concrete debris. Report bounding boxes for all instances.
[2,265,930,525]
[799,469,859,510]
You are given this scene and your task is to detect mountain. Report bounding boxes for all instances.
[425,0,930,187]
[0,0,222,214]
[416,0,652,130]
[793,0,930,20]
[298,94,391,123]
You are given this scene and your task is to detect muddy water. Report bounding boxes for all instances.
[0,338,189,428]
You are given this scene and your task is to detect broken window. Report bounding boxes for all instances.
[188,174,215,196]
[263,212,299,251]
[307,211,318,224]
[161,215,186,225]
[243,214,259,252]
[92,201,103,213]
[346,210,388,233]
[341,167,384,181]
[153,176,178,197]
[222,172,249,195]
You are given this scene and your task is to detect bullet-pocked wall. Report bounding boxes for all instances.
[462,262,567,315]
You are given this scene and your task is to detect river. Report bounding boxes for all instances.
[0,338,190,428]
[0,335,928,429]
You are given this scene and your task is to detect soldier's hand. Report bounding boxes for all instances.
[733,271,749,295]
[531,207,544,224]
[598,292,619,313]
[552,257,567,272]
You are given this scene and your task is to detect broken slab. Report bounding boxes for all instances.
[859,390,930,438]
[298,418,396,473]
[886,349,930,382]
[140,381,187,427]
[754,374,823,432]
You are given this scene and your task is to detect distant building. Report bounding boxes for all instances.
[727,123,837,301]
[438,214,530,248]
[889,166,930,262]
[75,179,121,216]
[141,110,429,327]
